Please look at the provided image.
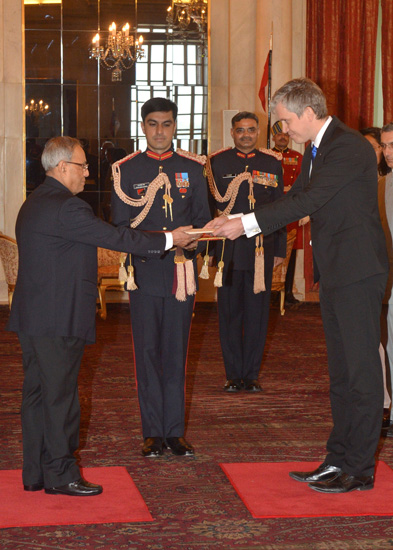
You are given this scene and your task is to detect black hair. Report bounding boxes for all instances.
[231,111,259,127]
[141,97,178,122]
[360,127,390,176]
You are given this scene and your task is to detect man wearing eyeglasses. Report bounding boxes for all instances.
[7,136,195,497]
[206,112,286,393]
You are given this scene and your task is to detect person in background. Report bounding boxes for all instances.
[206,111,286,393]
[271,120,307,305]
[380,123,393,427]
[361,127,393,428]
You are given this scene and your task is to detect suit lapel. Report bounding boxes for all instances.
[308,117,339,179]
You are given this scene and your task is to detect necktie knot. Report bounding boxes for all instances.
[311,144,318,160]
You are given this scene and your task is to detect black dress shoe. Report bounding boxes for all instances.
[244,379,262,392]
[24,482,44,492]
[309,472,374,493]
[165,436,194,456]
[142,437,164,457]
[289,463,342,483]
[45,479,103,496]
[224,379,242,392]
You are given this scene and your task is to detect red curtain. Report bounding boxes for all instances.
[381,0,393,123]
[306,0,379,130]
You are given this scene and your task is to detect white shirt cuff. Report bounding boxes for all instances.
[165,232,173,250]
[242,212,261,238]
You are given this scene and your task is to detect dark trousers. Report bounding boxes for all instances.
[129,291,194,439]
[319,273,387,477]
[217,265,273,382]
[18,333,85,487]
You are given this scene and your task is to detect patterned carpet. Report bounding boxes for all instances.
[1,301,393,549]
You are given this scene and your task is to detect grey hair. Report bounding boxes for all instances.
[41,136,81,172]
[271,77,328,120]
[382,122,393,134]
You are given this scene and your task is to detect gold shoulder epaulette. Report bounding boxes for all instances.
[259,148,282,161]
[208,146,232,159]
[176,148,207,165]
[113,150,141,169]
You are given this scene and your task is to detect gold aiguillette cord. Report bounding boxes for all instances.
[160,165,173,221]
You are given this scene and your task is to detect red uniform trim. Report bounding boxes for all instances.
[146,150,174,161]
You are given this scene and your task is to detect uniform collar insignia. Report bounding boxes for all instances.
[273,146,289,153]
[235,149,256,159]
[146,149,174,161]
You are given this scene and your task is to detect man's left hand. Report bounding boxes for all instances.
[274,256,284,267]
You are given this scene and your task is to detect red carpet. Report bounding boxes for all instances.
[220,461,393,518]
[0,467,153,528]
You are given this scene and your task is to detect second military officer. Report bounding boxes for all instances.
[207,111,286,392]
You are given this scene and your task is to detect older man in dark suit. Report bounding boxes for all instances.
[206,78,388,493]
[7,136,195,496]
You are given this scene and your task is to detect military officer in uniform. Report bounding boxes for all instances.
[206,111,286,393]
[272,120,305,304]
[111,97,211,458]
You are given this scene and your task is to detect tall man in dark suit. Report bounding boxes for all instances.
[111,98,211,458]
[207,112,286,392]
[206,78,388,493]
[7,136,195,496]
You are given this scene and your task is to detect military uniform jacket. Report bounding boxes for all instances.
[256,116,388,289]
[7,176,166,343]
[111,148,211,297]
[209,147,286,270]
[273,146,303,190]
[273,146,304,248]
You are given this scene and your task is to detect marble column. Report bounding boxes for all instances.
[0,0,24,301]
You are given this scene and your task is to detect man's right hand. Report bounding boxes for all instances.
[203,217,229,231]
[172,225,198,248]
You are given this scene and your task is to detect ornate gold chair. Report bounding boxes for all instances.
[0,233,18,308]
[97,247,125,320]
[271,228,297,316]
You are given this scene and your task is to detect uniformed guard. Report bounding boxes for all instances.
[111,97,211,458]
[271,120,305,305]
[206,111,286,393]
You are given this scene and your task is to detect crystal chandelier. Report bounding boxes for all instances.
[89,23,144,82]
[25,99,50,118]
[166,0,208,38]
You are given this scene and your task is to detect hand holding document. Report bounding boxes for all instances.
[202,216,244,240]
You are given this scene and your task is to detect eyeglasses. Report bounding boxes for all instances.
[63,161,89,170]
[234,128,258,135]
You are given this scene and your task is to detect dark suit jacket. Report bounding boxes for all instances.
[255,116,388,289]
[7,176,166,343]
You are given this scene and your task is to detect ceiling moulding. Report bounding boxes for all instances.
[24,1,62,5]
